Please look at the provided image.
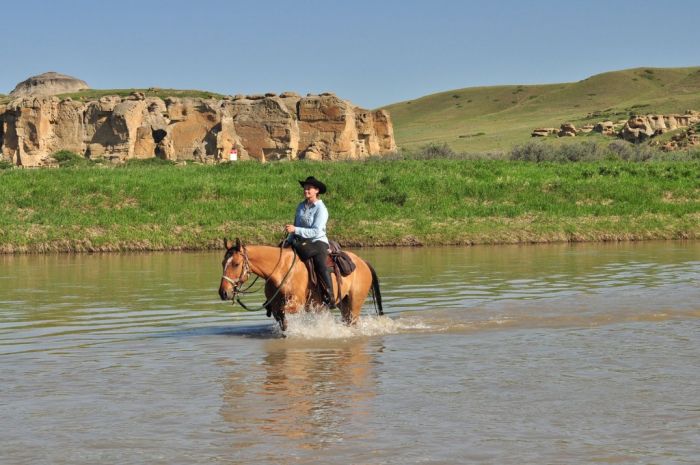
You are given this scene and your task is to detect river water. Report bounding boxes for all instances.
[1,242,699,465]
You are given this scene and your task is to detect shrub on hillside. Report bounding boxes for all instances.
[375,143,506,161]
[368,143,456,161]
[51,150,95,168]
[650,149,700,162]
[509,141,554,162]
[416,142,458,159]
[510,140,674,163]
[557,141,607,162]
[510,141,607,162]
[607,140,656,161]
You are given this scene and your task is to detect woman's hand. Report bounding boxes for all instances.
[284,224,296,234]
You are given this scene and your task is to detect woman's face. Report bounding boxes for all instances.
[303,184,320,200]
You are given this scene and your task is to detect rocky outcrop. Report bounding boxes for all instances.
[620,113,700,142]
[0,93,396,166]
[578,124,594,134]
[558,123,577,137]
[296,94,396,160]
[530,123,580,138]
[531,127,558,137]
[619,116,656,142]
[532,111,700,143]
[657,125,700,151]
[593,121,616,135]
[9,72,89,97]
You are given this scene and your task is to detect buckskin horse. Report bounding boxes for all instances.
[218,238,383,331]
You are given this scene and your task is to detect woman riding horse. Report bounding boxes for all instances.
[218,176,383,330]
[284,176,335,309]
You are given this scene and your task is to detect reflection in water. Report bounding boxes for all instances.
[221,338,379,451]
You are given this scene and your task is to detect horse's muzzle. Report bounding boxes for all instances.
[219,286,234,301]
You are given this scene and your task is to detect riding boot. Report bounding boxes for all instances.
[320,267,336,309]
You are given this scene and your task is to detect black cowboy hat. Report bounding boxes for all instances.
[298,176,327,194]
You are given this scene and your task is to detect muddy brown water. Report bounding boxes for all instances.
[1,242,699,465]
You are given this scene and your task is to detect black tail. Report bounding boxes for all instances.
[366,261,384,316]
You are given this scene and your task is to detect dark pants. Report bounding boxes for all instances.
[292,239,335,306]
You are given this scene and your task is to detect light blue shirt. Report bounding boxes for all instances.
[289,199,329,244]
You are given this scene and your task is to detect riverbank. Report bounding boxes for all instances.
[0,159,698,253]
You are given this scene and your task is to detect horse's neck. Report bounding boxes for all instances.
[246,246,296,281]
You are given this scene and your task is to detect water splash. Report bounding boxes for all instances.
[280,311,430,339]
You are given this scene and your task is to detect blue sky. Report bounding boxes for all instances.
[2,0,699,108]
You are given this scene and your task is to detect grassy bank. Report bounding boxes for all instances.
[0,158,698,253]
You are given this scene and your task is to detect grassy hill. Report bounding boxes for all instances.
[382,67,700,152]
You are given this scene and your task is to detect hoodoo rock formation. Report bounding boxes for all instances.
[531,111,700,150]
[0,92,396,166]
[619,113,698,142]
[9,72,90,98]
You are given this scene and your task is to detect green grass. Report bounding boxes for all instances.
[382,66,700,152]
[0,88,225,104]
[0,159,698,253]
[57,88,225,101]
[50,150,102,168]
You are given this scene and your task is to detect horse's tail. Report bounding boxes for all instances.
[366,261,384,316]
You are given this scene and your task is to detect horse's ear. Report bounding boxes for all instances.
[234,238,242,251]
[224,237,234,250]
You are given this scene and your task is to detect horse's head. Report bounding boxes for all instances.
[218,237,250,301]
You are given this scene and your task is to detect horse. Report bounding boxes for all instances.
[218,238,383,331]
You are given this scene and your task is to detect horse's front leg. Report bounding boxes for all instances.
[267,289,305,332]
[264,300,286,332]
[263,282,288,331]
[272,309,287,332]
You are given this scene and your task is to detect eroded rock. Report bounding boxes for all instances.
[0,92,396,166]
[9,72,89,97]
[558,123,577,137]
[531,128,558,137]
[594,121,615,135]
[537,110,700,143]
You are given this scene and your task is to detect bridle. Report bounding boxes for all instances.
[221,246,252,298]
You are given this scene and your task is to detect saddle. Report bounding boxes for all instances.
[303,241,356,299]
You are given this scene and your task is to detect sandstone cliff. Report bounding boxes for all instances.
[0,92,396,166]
